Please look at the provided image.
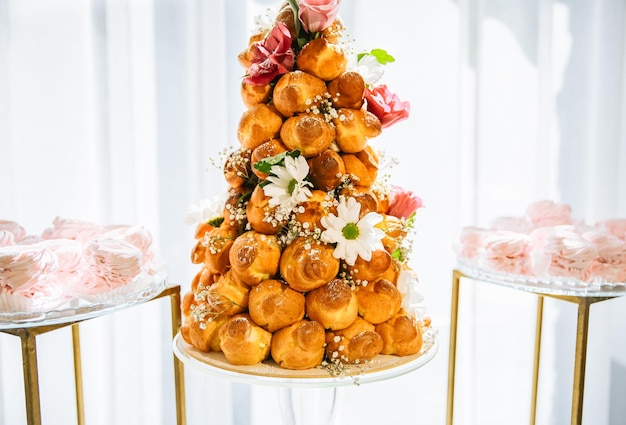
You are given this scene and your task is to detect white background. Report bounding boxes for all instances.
[1,0,626,424]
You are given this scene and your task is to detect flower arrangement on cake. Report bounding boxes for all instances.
[456,200,626,288]
[181,0,432,371]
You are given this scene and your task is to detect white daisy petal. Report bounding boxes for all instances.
[320,196,386,265]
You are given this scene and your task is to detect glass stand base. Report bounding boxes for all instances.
[279,387,339,425]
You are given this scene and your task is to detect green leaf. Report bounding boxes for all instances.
[253,151,288,174]
[391,247,405,261]
[253,150,301,174]
[371,48,395,64]
[406,211,416,228]
[358,49,396,65]
[207,217,224,228]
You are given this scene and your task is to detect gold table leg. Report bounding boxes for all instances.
[446,269,462,425]
[169,288,187,425]
[20,330,42,425]
[72,324,85,425]
[530,296,544,425]
[571,298,591,425]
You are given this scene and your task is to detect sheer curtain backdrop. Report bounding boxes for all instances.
[0,0,625,424]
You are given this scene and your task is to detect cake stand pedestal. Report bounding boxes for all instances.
[173,330,438,424]
[446,268,625,425]
[0,285,186,425]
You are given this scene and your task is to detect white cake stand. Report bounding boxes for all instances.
[173,330,438,424]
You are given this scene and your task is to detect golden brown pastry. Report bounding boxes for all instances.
[237,104,284,150]
[224,148,253,188]
[274,3,297,39]
[307,150,345,191]
[375,310,423,356]
[202,270,250,317]
[296,38,347,81]
[320,18,345,44]
[342,249,392,284]
[182,314,229,353]
[371,184,390,214]
[293,190,336,230]
[271,320,326,370]
[237,33,266,68]
[248,279,305,332]
[280,237,340,292]
[229,231,281,285]
[379,260,401,284]
[241,81,272,108]
[305,279,358,330]
[375,214,409,254]
[338,186,379,218]
[333,109,381,153]
[194,219,219,240]
[251,139,288,180]
[194,225,238,275]
[325,317,383,363]
[341,145,379,187]
[246,185,287,235]
[280,113,336,158]
[189,266,217,292]
[327,71,365,109]
[354,278,402,324]
[223,185,253,229]
[219,314,272,365]
[272,71,328,117]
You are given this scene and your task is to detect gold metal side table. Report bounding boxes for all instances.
[446,268,624,425]
[0,285,186,425]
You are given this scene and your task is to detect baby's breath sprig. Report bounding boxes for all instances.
[305,92,340,123]
[191,289,243,328]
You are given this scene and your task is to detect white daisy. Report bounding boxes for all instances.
[184,193,227,225]
[320,197,385,266]
[263,155,313,210]
[396,269,426,319]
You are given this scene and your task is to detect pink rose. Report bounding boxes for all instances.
[387,186,423,219]
[245,22,295,86]
[297,0,341,33]
[365,84,411,128]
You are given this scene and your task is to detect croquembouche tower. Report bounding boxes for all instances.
[181,0,432,371]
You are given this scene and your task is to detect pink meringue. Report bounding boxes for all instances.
[101,225,153,257]
[35,239,86,288]
[0,220,27,242]
[526,200,573,228]
[489,216,533,233]
[583,232,626,283]
[0,230,15,247]
[458,226,489,259]
[541,229,598,282]
[81,239,143,293]
[42,217,105,243]
[0,245,57,295]
[479,231,531,275]
[597,218,626,241]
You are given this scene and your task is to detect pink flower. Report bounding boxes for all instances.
[365,84,411,128]
[297,0,342,33]
[387,186,423,219]
[244,22,295,86]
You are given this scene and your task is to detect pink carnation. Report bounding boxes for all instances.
[365,84,411,129]
[245,22,295,86]
[387,186,423,219]
[298,0,342,33]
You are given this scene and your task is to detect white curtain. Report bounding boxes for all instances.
[1,0,625,424]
